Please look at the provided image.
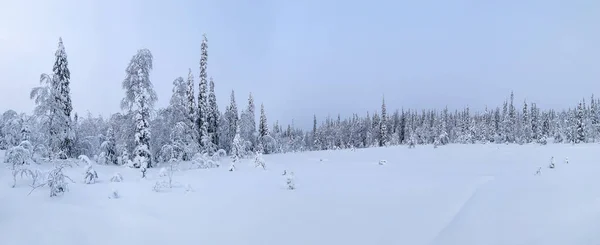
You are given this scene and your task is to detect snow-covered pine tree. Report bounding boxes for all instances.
[197,34,209,149]
[576,102,585,143]
[121,49,157,168]
[52,38,74,158]
[207,77,220,148]
[379,97,388,147]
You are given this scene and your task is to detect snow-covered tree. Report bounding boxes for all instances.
[100,127,118,165]
[230,125,243,169]
[522,100,532,143]
[52,38,74,157]
[207,77,220,148]
[379,97,388,146]
[196,34,209,149]
[121,49,157,168]
[240,93,256,151]
[186,68,196,138]
[576,102,585,143]
[169,77,187,125]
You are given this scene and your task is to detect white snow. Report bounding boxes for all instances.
[2,144,600,245]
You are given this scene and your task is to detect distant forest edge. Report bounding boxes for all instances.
[0,36,595,168]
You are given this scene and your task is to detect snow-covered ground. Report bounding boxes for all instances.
[2,144,600,245]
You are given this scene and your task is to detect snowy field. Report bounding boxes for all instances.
[2,144,600,245]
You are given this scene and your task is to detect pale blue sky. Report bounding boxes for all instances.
[1,0,599,129]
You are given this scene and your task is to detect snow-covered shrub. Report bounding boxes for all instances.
[379,160,387,165]
[213,149,227,159]
[78,155,94,165]
[96,152,107,165]
[158,167,168,177]
[109,189,120,199]
[10,166,42,188]
[254,152,266,170]
[30,162,75,197]
[283,170,295,190]
[119,149,132,166]
[134,155,149,178]
[407,133,417,148]
[185,184,194,193]
[5,144,31,166]
[549,156,555,169]
[83,164,98,184]
[110,172,124,182]
[535,167,542,175]
[538,135,547,145]
[153,161,177,192]
[192,153,219,169]
[565,157,569,164]
[228,161,236,171]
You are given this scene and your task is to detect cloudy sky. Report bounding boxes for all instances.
[1,0,599,129]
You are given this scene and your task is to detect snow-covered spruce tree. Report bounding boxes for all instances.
[230,125,243,171]
[576,102,585,143]
[379,97,388,147]
[52,38,74,158]
[121,49,157,169]
[522,100,532,143]
[240,93,257,151]
[207,77,220,149]
[186,68,197,139]
[197,34,209,149]
[227,90,239,152]
[100,127,118,165]
[258,103,269,152]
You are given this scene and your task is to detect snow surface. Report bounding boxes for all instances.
[2,144,600,245]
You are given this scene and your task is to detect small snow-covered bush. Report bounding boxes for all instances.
[185,184,194,193]
[379,160,387,165]
[4,143,32,166]
[564,157,569,164]
[110,172,124,182]
[254,152,266,170]
[153,162,176,192]
[407,134,417,148]
[549,156,555,169]
[535,167,542,176]
[83,164,98,184]
[283,170,295,190]
[158,167,168,177]
[11,166,42,188]
[192,153,219,169]
[538,135,548,145]
[78,155,94,165]
[228,161,236,172]
[30,162,75,197]
[109,189,120,199]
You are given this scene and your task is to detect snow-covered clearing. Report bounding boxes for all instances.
[2,144,600,245]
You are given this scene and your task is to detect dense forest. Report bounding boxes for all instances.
[0,36,596,169]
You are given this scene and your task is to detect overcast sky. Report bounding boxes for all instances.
[1,0,599,129]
